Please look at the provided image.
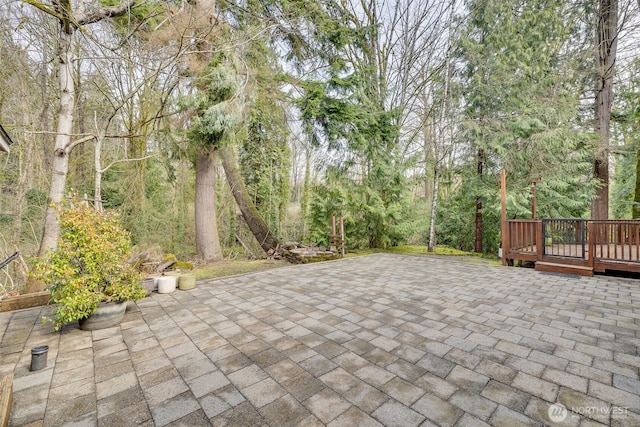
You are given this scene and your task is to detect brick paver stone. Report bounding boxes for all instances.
[328,406,383,427]
[372,400,425,427]
[303,389,352,424]
[412,393,463,425]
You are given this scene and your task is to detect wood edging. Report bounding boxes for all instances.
[0,291,51,312]
[0,373,13,427]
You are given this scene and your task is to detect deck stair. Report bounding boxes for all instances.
[534,261,593,277]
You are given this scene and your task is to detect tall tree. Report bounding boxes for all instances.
[610,57,640,218]
[239,98,291,237]
[183,21,284,257]
[454,0,595,253]
[221,144,280,253]
[195,2,290,255]
[187,52,242,261]
[272,0,449,248]
[232,17,291,242]
[192,0,226,261]
[428,0,457,253]
[20,0,140,259]
[178,0,227,262]
[592,0,619,219]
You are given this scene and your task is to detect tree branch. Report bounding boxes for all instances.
[26,130,92,137]
[65,135,96,152]
[19,0,62,20]
[101,154,158,173]
[76,0,138,26]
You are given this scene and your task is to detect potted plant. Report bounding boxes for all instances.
[32,201,146,331]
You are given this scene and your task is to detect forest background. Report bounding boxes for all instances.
[1,0,639,291]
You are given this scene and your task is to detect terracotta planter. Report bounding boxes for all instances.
[79,301,128,331]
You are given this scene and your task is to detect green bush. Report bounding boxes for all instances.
[32,202,146,330]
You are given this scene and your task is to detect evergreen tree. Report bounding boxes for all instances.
[237,32,291,238]
[450,0,596,253]
[280,0,415,248]
[186,51,243,261]
[611,59,640,218]
[240,103,291,236]
[592,0,619,220]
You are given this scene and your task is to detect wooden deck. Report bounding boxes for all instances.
[509,244,640,261]
[503,219,640,276]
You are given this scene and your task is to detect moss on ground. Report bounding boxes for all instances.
[194,259,289,280]
[193,245,500,281]
[383,245,501,265]
[383,245,484,256]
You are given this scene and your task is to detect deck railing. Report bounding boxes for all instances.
[588,220,640,264]
[505,218,640,272]
[505,220,540,259]
[542,219,586,259]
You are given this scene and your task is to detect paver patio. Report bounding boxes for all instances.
[1,253,639,426]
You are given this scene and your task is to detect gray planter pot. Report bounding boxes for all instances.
[79,301,128,331]
[142,276,159,295]
[178,273,196,290]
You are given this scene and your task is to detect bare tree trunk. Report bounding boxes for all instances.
[300,147,311,238]
[591,0,618,220]
[427,165,440,252]
[220,144,279,254]
[195,146,223,261]
[428,0,455,253]
[37,29,75,258]
[475,149,484,253]
[73,47,88,189]
[633,148,640,218]
[94,127,105,212]
[38,36,52,183]
[27,0,138,293]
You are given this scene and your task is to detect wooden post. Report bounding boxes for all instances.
[587,221,595,269]
[501,170,507,265]
[536,220,544,262]
[531,177,541,219]
[339,216,345,257]
[331,216,336,248]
